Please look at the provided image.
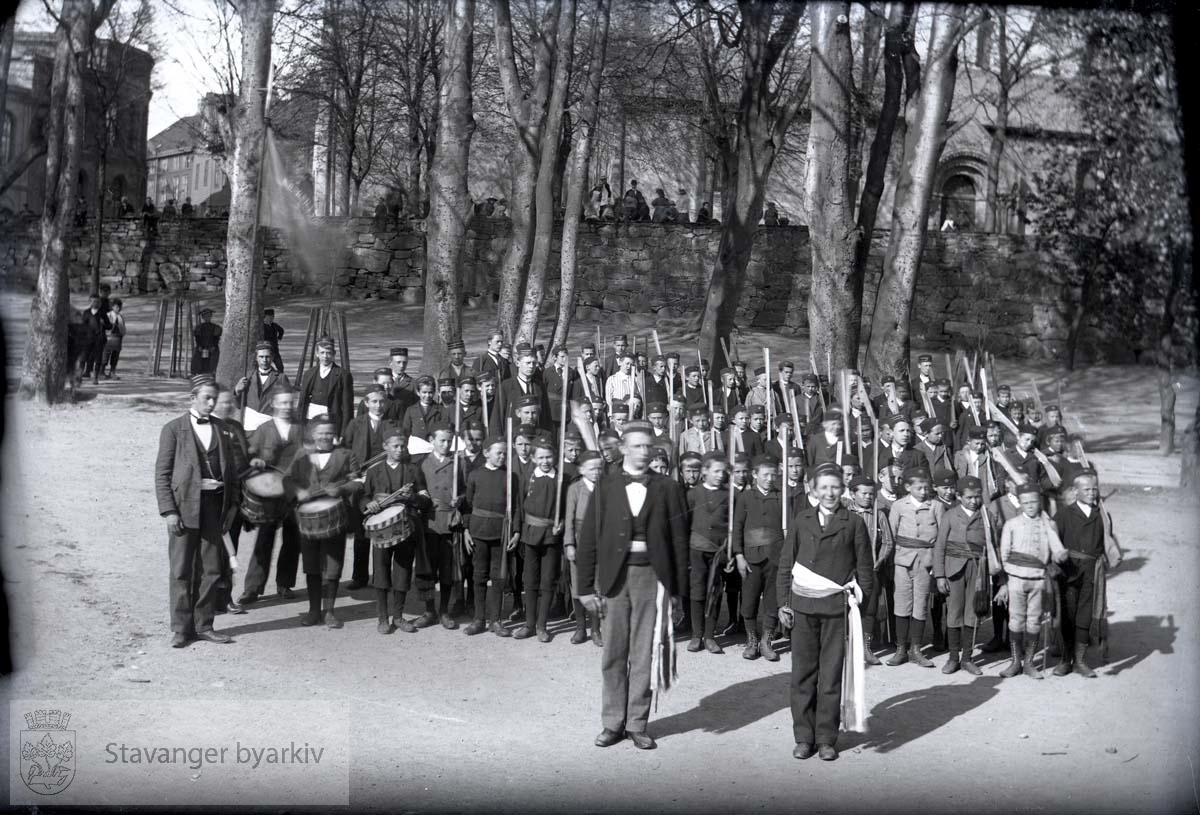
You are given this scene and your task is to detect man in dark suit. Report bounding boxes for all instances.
[155,374,245,647]
[79,293,111,385]
[602,334,629,380]
[490,348,547,431]
[260,308,285,372]
[543,345,573,435]
[476,333,510,383]
[388,346,418,410]
[298,336,355,436]
[577,422,688,751]
[776,463,873,761]
[234,342,293,430]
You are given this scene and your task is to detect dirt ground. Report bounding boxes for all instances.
[1,293,1199,813]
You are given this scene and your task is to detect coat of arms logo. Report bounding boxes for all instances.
[19,710,75,794]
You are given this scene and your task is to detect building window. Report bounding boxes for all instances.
[203,159,209,186]
[1,112,14,163]
[939,174,977,231]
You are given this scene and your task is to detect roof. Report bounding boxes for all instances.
[147,114,203,157]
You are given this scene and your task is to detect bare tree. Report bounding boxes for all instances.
[492,0,562,342]
[552,0,611,349]
[863,3,976,378]
[20,0,118,403]
[515,0,576,345]
[214,0,274,387]
[421,0,477,375]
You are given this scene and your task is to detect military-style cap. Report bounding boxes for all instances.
[778,360,795,370]
[689,405,710,417]
[255,341,273,352]
[934,469,957,487]
[754,366,766,376]
[578,450,602,464]
[849,475,875,491]
[390,346,408,356]
[199,307,213,315]
[957,476,983,492]
[1018,423,1039,436]
[477,370,496,383]
[1017,482,1041,497]
[190,373,215,389]
[610,403,630,416]
[316,336,335,350]
[457,376,477,387]
[902,466,931,482]
[749,404,766,415]
[917,354,933,363]
[885,414,910,428]
[515,423,538,438]
[262,308,274,316]
[447,339,465,351]
[919,417,943,434]
[647,402,668,415]
[372,367,392,377]
[813,462,842,479]
[685,365,700,375]
[679,450,703,464]
[841,454,860,467]
[517,394,540,409]
[622,420,654,436]
[437,377,456,388]
[751,454,780,469]
[666,351,680,360]
[968,426,987,440]
[801,373,819,386]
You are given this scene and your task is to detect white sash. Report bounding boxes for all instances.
[243,405,271,431]
[306,402,328,420]
[648,580,676,710]
[789,561,866,733]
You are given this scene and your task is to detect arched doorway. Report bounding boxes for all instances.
[939,174,977,230]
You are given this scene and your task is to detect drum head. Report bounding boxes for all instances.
[244,470,286,497]
[370,505,405,524]
[299,496,341,514]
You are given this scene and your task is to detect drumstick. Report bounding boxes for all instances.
[780,423,789,533]
[502,417,513,584]
[764,346,772,441]
[555,357,569,526]
[221,532,239,572]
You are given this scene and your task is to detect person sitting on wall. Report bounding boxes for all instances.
[763,202,780,226]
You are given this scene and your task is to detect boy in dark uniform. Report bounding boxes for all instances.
[463,436,522,636]
[933,476,994,675]
[260,308,285,372]
[361,428,430,634]
[732,455,785,662]
[401,376,443,446]
[298,337,355,436]
[846,476,894,664]
[241,389,305,604]
[687,451,732,654]
[417,423,466,629]
[286,415,363,628]
[806,410,844,469]
[564,450,604,645]
[514,439,566,641]
[343,386,393,588]
[191,307,221,375]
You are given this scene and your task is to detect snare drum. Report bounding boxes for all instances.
[296,496,348,539]
[364,505,414,548]
[241,469,286,526]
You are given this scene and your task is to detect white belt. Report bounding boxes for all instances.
[201,478,224,491]
[306,402,328,420]
[630,538,648,553]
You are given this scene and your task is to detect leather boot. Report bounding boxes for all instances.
[1023,636,1043,679]
[1073,642,1097,678]
[941,650,960,674]
[1053,640,1074,676]
[323,582,343,629]
[742,632,760,660]
[300,575,322,626]
[1000,632,1023,677]
[864,634,882,666]
[759,626,779,662]
[909,637,934,668]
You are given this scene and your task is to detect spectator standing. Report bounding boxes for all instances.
[79,293,111,385]
[103,298,126,379]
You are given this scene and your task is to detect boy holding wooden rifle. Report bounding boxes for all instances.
[933,476,995,675]
[417,423,466,630]
[846,475,894,666]
[463,436,522,637]
[514,439,567,642]
[564,450,604,646]
[687,451,733,655]
[731,455,786,662]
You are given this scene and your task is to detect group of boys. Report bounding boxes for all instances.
[159,336,1121,698]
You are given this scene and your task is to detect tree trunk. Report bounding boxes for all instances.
[552,0,610,350]
[493,0,560,342]
[421,0,476,376]
[0,20,13,132]
[864,4,964,379]
[215,0,274,388]
[847,2,885,212]
[1157,242,1185,455]
[516,0,576,346]
[20,0,107,403]
[91,149,107,293]
[984,12,1009,233]
[806,2,861,373]
[407,109,423,210]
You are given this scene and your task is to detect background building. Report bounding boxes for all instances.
[0,30,154,216]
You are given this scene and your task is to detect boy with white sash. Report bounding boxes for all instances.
[777,463,874,762]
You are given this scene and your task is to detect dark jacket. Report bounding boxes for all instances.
[776,504,874,616]
[248,417,304,471]
[154,414,243,531]
[241,369,292,416]
[576,471,688,598]
[298,363,355,435]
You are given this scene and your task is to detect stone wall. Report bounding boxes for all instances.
[0,213,1107,360]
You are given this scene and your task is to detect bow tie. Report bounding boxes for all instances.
[194,416,211,425]
[623,472,650,486]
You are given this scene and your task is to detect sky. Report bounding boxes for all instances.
[15,0,232,138]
